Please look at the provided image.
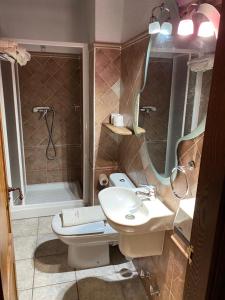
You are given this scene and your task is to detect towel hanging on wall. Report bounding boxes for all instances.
[187,54,214,72]
[0,40,31,66]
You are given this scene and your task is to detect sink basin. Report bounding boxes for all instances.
[98,187,174,234]
[98,186,174,258]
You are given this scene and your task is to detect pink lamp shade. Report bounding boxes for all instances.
[177,19,194,36]
[198,21,215,37]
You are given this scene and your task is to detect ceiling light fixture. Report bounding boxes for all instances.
[198,21,215,37]
[178,19,194,36]
[196,3,220,38]
[149,21,160,34]
[177,3,197,36]
[160,22,173,35]
[149,3,172,36]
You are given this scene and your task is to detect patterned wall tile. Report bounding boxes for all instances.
[119,37,206,300]
[91,45,121,198]
[19,52,82,184]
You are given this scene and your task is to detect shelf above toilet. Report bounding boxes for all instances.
[103,123,145,136]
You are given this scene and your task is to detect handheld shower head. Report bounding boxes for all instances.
[32,106,56,160]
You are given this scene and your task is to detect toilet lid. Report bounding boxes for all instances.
[52,214,108,236]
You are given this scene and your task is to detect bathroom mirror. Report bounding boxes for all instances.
[134,34,216,179]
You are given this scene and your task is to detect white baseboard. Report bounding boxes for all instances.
[11,200,84,220]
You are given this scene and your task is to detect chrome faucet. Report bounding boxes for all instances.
[136,184,156,199]
[129,185,156,214]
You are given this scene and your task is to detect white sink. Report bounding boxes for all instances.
[98,186,174,258]
[99,187,173,233]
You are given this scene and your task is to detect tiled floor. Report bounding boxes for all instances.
[12,216,149,300]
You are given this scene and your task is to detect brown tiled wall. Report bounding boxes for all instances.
[19,52,82,185]
[134,231,187,300]
[89,45,121,202]
[119,36,205,300]
[90,35,206,299]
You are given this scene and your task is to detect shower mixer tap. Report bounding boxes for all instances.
[33,106,53,119]
[32,106,51,113]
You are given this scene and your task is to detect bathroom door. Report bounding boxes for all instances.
[0,111,17,299]
[0,61,26,204]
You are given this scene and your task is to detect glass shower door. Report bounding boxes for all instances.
[0,60,26,205]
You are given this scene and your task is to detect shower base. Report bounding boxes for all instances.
[11,181,84,220]
[25,181,81,204]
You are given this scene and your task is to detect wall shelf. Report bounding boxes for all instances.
[136,127,146,134]
[103,123,133,135]
[103,123,145,136]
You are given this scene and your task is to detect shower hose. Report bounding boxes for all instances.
[44,108,57,160]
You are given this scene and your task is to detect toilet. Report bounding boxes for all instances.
[52,173,135,269]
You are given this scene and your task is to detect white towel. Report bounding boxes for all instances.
[5,46,31,66]
[187,54,214,72]
[62,206,106,227]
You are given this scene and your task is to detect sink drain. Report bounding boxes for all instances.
[125,214,135,220]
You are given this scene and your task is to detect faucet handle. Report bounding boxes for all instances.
[138,184,156,195]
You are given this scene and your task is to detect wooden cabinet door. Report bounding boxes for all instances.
[0,112,17,300]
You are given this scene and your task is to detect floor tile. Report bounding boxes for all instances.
[33,281,78,300]
[76,265,117,282]
[35,233,67,257]
[34,254,76,288]
[77,277,125,300]
[14,236,37,260]
[16,259,34,291]
[120,277,149,300]
[12,218,38,237]
[18,289,33,300]
[38,216,53,235]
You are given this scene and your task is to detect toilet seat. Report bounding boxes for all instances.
[52,213,118,245]
[51,173,134,268]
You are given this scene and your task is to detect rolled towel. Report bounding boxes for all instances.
[62,205,106,227]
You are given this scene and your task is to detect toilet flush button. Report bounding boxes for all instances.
[120,179,125,182]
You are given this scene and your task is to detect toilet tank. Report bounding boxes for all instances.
[109,173,135,188]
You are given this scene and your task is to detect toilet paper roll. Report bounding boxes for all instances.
[110,113,119,125]
[99,174,109,187]
[113,114,124,127]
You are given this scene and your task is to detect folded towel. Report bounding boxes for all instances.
[65,221,105,235]
[5,46,31,66]
[62,206,106,227]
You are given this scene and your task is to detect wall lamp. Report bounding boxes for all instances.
[149,3,172,36]
[149,3,220,38]
[177,3,220,38]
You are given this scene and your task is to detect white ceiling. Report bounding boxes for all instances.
[0,0,164,44]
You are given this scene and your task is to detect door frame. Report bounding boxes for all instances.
[183,1,225,299]
[0,38,89,205]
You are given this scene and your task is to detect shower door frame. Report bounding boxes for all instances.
[0,62,27,201]
[8,39,89,218]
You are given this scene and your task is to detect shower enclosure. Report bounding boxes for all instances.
[0,40,89,219]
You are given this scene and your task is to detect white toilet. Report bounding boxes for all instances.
[52,173,135,269]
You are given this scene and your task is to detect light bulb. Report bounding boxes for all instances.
[160,22,172,35]
[177,19,194,36]
[198,21,215,37]
[149,21,160,34]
